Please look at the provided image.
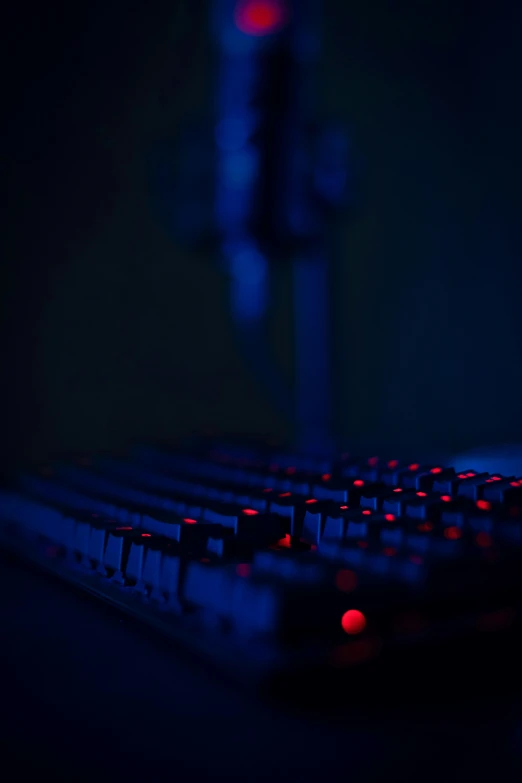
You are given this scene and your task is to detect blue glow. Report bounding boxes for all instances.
[215,116,254,152]
[224,240,268,322]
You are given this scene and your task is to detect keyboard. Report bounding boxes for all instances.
[2,441,522,702]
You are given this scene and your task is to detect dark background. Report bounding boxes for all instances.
[2,0,522,468]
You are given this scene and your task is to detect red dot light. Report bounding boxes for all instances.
[430,467,443,474]
[362,510,372,516]
[242,508,259,516]
[393,488,403,493]
[368,457,379,467]
[305,498,318,504]
[235,0,287,36]
[388,460,399,469]
[409,463,420,471]
[278,492,292,497]
[183,518,198,524]
[444,526,462,540]
[236,563,251,578]
[341,609,367,635]
[322,473,332,481]
[417,522,434,532]
[416,491,427,497]
[476,500,492,511]
[441,495,452,502]
[385,514,396,522]
[353,479,365,487]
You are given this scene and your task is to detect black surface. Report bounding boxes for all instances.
[2,550,522,781]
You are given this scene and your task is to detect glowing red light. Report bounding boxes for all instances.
[357,540,368,548]
[183,518,197,524]
[311,544,318,551]
[340,505,348,510]
[416,491,427,497]
[510,481,521,487]
[341,609,367,635]
[385,514,396,522]
[236,563,251,578]
[263,487,273,493]
[393,488,403,493]
[285,466,297,475]
[388,460,399,469]
[457,473,467,479]
[430,467,443,474]
[441,495,452,502]
[353,479,365,487]
[476,500,492,511]
[305,498,318,504]
[476,532,493,548]
[466,472,476,477]
[335,569,358,592]
[491,476,502,481]
[141,533,152,537]
[235,0,287,36]
[322,473,332,481]
[383,547,397,557]
[242,508,259,515]
[116,526,133,530]
[362,510,372,516]
[278,492,292,497]
[368,457,379,467]
[409,463,420,471]
[277,533,292,548]
[444,526,462,540]
[409,555,424,565]
[417,522,434,532]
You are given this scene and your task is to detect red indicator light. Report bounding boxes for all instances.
[183,518,197,524]
[385,514,396,522]
[393,488,403,493]
[510,481,521,487]
[458,473,467,479]
[305,498,318,504]
[141,533,152,537]
[335,569,358,593]
[430,467,443,474]
[340,505,348,510]
[236,563,251,578]
[476,500,492,511]
[278,492,292,497]
[491,476,502,481]
[116,526,133,530]
[277,534,291,548]
[353,479,364,487]
[263,487,273,493]
[235,0,287,36]
[322,473,332,481]
[362,510,372,516]
[441,495,452,502]
[466,472,476,477]
[383,547,397,557]
[417,522,434,532]
[341,609,367,635]
[476,532,493,548]
[416,491,427,497]
[242,508,259,515]
[387,460,399,469]
[409,463,420,471]
[444,526,462,540]
[368,457,379,467]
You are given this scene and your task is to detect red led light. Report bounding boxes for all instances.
[278,492,292,497]
[341,609,367,635]
[353,479,364,487]
[242,508,259,515]
[383,547,397,557]
[116,526,133,530]
[491,476,502,481]
[409,554,424,565]
[387,460,399,469]
[510,481,521,487]
[417,522,434,532]
[305,498,318,504]
[335,569,358,593]
[183,518,197,524]
[441,495,452,502]
[357,540,368,548]
[322,473,332,481]
[285,466,297,475]
[466,472,476,477]
[416,491,427,497]
[385,514,396,522]
[236,563,251,578]
[444,526,462,540]
[235,0,287,36]
[362,510,372,516]
[430,467,443,474]
[393,488,403,493]
[340,505,348,510]
[141,533,152,537]
[476,532,493,548]
[368,457,379,467]
[476,500,492,511]
[458,473,468,479]
[409,463,420,471]
[263,487,273,493]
